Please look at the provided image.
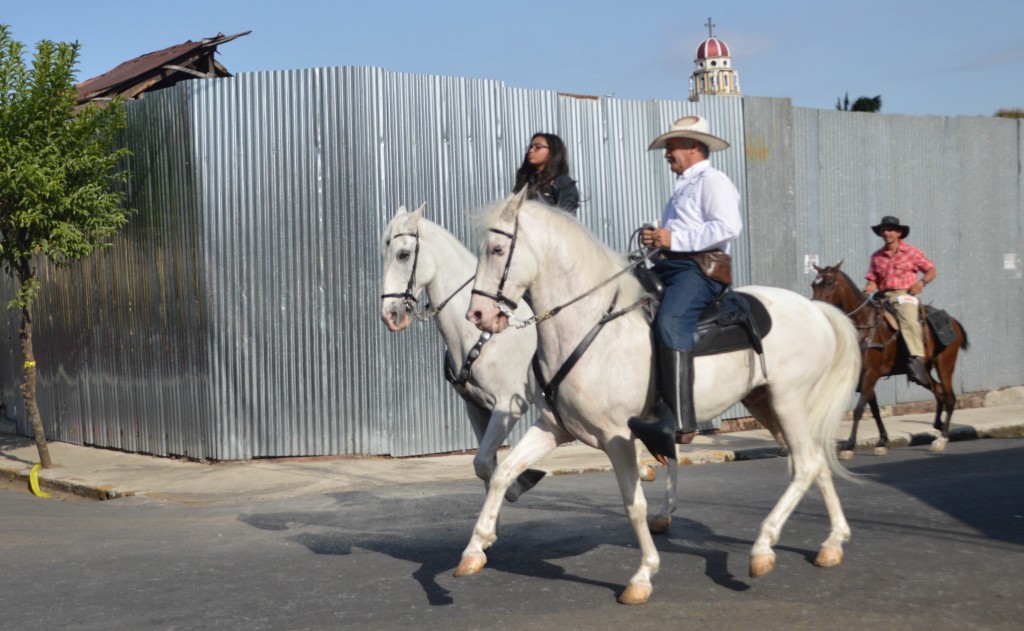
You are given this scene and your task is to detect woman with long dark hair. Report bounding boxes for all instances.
[512,133,580,215]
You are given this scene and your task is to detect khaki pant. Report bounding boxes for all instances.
[884,289,925,356]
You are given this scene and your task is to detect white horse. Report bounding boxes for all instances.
[379,205,657,499]
[461,193,862,605]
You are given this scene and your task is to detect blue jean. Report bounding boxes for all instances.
[652,258,727,351]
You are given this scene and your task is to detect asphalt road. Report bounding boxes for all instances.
[1,439,1022,630]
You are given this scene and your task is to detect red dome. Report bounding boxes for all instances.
[696,37,730,59]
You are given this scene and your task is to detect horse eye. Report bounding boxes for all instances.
[397,250,411,261]
[491,244,504,256]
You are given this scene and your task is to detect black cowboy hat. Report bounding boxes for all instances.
[871,215,909,238]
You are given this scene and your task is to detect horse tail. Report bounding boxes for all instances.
[811,301,862,482]
[956,318,970,351]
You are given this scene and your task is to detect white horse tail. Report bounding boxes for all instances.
[810,301,862,482]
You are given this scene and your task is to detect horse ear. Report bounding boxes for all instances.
[812,263,822,273]
[836,258,844,270]
[502,188,527,222]
[395,204,408,216]
[412,202,426,218]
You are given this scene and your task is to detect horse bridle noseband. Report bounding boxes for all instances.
[381,230,474,321]
[380,230,422,311]
[470,216,521,314]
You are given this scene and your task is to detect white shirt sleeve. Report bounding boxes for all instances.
[661,165,742,254]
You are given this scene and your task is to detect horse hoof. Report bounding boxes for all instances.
[618,583,652,605]
[814,546,844,568]
[839,450,854,461]
[750,553,776,578]
[873,446,888,456]
[454,554,486,577]
[649,515,672,534]
[929,437,948,453]
[639,464,657,482]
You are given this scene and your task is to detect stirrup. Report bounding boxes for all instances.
[628,413,677,465]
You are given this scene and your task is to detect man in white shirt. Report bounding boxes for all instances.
[628,116,742,463]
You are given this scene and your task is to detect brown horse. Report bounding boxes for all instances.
[811,261,969,456]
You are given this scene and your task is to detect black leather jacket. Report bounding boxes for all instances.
[527,173,580,215]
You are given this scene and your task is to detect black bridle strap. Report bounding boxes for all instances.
[380,231,421,303]
[470,220,520,312]
[533,292,650,428]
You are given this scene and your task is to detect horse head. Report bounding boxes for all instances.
[466,190,537,334]
[810,259,850,305]
[380,203,430,332]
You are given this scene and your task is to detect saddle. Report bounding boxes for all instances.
[693,290,772,357]
[875,298,958,349]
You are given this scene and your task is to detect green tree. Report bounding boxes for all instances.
[836,92,883,112]
[994,108,1024,119]
[0,25,132,468]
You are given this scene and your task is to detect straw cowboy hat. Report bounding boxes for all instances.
[648,115,730,152]
[871,215,910,238]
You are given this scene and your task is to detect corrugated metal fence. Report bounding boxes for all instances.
[1,67,1020,460]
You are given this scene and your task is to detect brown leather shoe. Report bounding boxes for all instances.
[675,430,698,445]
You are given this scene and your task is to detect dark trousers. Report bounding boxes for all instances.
[652,258,727,351]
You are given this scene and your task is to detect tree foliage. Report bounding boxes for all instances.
[994,108,1024,119]
[836,92,883,113]
[0,24,133,467]
[0,24,132,308]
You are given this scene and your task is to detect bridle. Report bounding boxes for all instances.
[470,216,521,314]
[381,230,474,322]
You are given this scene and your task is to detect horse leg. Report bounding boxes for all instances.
[455,423,560,577]
[811,464,851,568]
[471,399,544,502]
[868,397,889,456]
[649,456,678,534]
[929,357,957,453]
[746,396,828,578]
[841,394,869,459]
[605,437,660,605]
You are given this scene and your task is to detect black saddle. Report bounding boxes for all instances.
[693,290,772,357]
[924,306,957,347]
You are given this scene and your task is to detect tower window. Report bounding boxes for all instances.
[711,60,717,67]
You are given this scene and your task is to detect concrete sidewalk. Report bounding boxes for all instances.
[2,402,1023,504]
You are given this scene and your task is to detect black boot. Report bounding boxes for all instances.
[907,356,930,386]
[628,347,698,464]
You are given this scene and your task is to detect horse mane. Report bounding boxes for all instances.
[835,268,870,302]
[473,198,646,304]
[382,209,471,259]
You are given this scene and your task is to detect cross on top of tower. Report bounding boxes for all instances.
[705,17,716,38]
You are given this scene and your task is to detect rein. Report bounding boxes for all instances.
[472,213,660,329]
[842,291,898,350]
[533,290,651,428]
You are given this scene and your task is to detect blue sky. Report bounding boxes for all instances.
[5,0,1023,117]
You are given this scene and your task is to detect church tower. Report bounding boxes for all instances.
[689,18,741,101]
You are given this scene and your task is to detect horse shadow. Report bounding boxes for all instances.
[238,480,762,605]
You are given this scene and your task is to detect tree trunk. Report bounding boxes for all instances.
[18,296,52,469]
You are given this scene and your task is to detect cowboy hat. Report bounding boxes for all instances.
[648,115,730,152]
[871,215,910,238]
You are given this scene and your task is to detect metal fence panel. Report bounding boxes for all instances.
[2,72,1020,460]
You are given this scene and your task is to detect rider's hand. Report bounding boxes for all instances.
[641,227,671,249]
[909,280,925,296]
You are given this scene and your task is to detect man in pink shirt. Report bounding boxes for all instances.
[862,216,937,385]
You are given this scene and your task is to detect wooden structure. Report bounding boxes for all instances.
[76,31,250,106]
